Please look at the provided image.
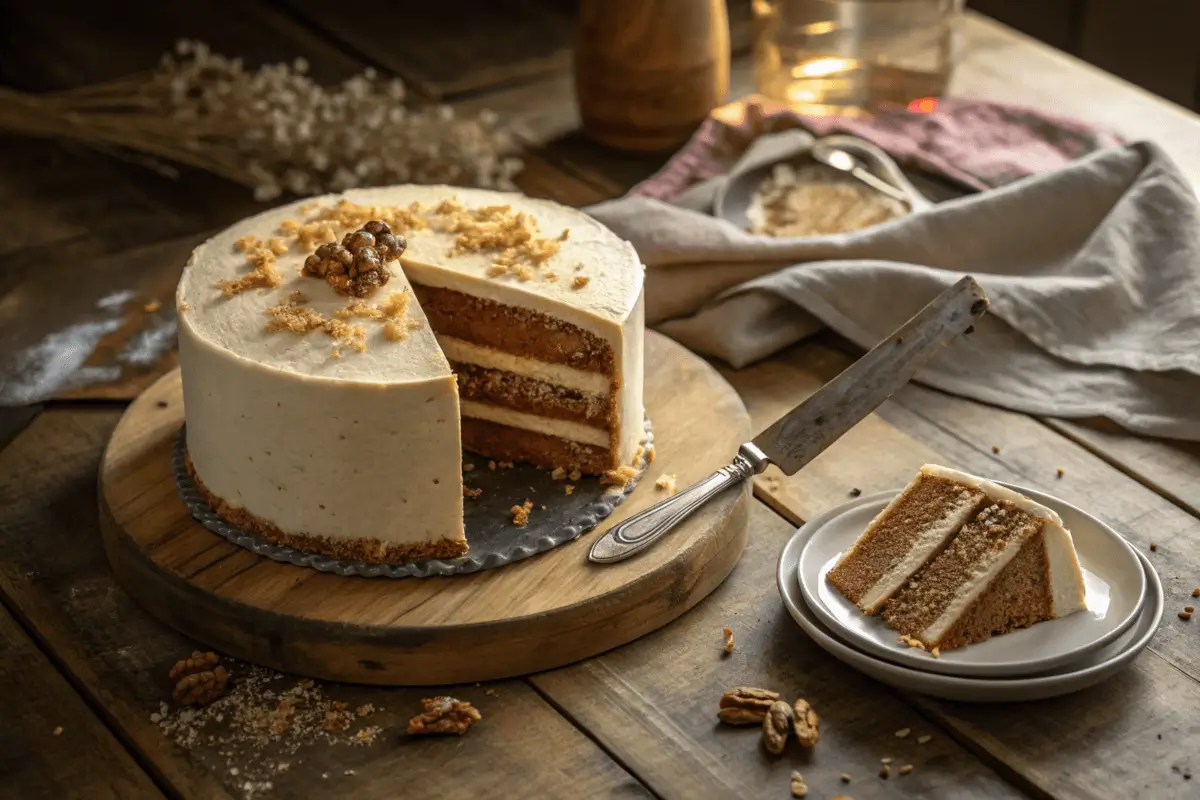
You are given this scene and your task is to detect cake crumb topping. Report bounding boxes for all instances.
[464,486,482,499]
[510,499,534,527]
[550,466,567,481]
[430,199,567,274]
[406,697,481,736]
[655,474,678,494]
[217,246,283,297]
[572,275,590,290]
[564,484,575,495]
[265,291,366,354]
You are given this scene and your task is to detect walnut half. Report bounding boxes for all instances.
[762,700,795,755]
[169,651,230,706]
[792,698,820,747]
[717,686,779,726]
[406,696,482,736]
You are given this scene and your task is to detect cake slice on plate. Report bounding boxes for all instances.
[827,465,1087,652]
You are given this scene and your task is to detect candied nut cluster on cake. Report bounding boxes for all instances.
[303,219,406,297]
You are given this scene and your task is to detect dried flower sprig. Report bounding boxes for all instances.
[0,40,523,201]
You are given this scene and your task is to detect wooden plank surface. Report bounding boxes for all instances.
[0,408,655,799]
[533,501,1029,800]
[0,602,163,799]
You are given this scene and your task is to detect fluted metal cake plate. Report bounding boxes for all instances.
[172,420,652,578]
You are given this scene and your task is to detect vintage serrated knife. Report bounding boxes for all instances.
[589,276,989,564]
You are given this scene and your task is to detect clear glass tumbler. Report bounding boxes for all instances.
[752,0,961,115]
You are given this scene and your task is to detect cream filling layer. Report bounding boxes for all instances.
[857,498,983,614]
[922,535,1027,643]
[460,400,610,447]
[436,335,611,395]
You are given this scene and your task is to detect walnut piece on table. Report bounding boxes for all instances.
[406,696,482,736]
[792,698,820,747]
[761,700,794,755]
[169,650,230,706]
[716,686,779,726]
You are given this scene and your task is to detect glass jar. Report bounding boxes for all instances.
[752,0,962,115]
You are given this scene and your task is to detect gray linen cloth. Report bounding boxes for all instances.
[586,131,1200,441]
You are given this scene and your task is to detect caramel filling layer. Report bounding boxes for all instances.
[461,418,613,474]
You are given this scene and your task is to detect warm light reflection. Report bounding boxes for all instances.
[908,97,938,114]
[792,57,855,78]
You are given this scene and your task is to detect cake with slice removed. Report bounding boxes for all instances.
[827,465,1087,652]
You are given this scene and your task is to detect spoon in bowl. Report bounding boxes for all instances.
[811,142,913,205]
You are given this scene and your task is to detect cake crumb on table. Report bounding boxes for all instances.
[1150,543,1158,552]
[564,484,575,495]
[849,487,862,497]
[144,299,161,313]
[601,465,639,487]
[53,726,63,736]
[899,764,914,776]
[917,734,932,744]
[463,486,482,499]
[930,647,941,658]
[722,626,734,653]
[840,773,852,783]
[992,445,1001,454]
[655,473,677,494]
[879,763,891,779]
[790,770,808,797]
[894,728,911,738]
[1056,467,1064,478]
[1181,610,1193,621]
[406,696,482,736]
[551,466,567,480]
[1192,587,1200,597]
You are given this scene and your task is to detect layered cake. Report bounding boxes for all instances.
[176,186,645,563]
[828,465,1086,651]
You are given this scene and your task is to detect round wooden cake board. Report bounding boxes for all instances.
[99,331,751,685]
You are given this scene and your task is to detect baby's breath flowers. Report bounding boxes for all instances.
[0,40,523,201]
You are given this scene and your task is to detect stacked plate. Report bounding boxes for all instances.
[776,483,1164,702]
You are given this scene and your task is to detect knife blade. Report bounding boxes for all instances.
[589,276,989,564]
[753,275,987,475]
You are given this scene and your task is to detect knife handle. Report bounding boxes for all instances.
[588,443,769,564]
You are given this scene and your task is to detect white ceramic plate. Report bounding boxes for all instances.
[777,522,1163,702]
[797,486,1146,677]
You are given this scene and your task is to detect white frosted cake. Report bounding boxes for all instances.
[176,186,645,563]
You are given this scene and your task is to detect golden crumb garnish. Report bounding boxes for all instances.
[655,474,677,494]
[235,234,261,252]
[265,293,365,354]
[550,466,567,481]
[571,275,590,290]
[898,634,926,651]
[514,266,535,281]
[498,461,514,469]
[178,301,190,312]
[722,627,734,653]
[486,265,509,277]
[569,469,582,482]
[895,728,911,738]
[426,200,565,277]
[510,500,534,527]
[917,734,932,744]
[601,465,639,487]
[559,229,570,240]
[144,299,161,313]
[545,271,558,282]
[488,460,497,470]
[646,446,656,464]
[336,299,384,320]
[463,463,475,472]
[216,254,283,297]
[267,237,291,255]
[312,199,430,236]
[380,290,422,341]
[573,262,585,271]
[565,484,575,495]
[930,646,940,658]
[899,765,913,776]
[464,486,482,499]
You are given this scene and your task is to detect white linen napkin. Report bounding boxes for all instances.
[587,132,1200,441]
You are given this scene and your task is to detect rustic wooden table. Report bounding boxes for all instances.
[1,4,1198,798]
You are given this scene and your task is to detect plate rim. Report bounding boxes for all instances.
[797,483,1146,677]
[776,515,1164,701]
